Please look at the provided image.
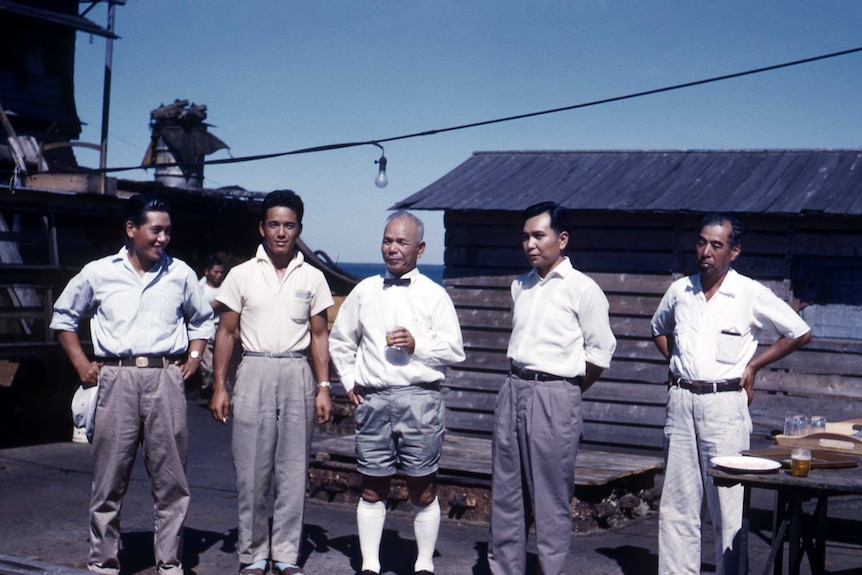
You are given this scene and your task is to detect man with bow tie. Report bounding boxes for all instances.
[330,210,465,575]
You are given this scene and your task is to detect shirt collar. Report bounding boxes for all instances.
[255,244,304,271]
[694,267,741,297]
[116,246,169,274]
[531,256,573,282]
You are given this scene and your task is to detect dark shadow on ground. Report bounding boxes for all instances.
[118,527,236,574]
[469,540,538,574]
[325,527,443,575]
[596,545,657,575]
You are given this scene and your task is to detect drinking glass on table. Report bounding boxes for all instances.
[808,415,826,435]
[784,414,807,436]
[791,447,812,477]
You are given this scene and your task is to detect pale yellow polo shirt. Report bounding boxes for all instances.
[217,246,334,353]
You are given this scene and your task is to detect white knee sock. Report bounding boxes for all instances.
[413,497,441,573]
[357,498,386,573]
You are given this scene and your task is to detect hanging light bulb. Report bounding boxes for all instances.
[373,143,388,188]
[375,155,388,188]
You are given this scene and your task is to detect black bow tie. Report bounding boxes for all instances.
[383,277,411,287]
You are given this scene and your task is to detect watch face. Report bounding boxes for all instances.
[190,351,201,359]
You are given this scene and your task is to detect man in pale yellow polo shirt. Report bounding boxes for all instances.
[210,190,334,575]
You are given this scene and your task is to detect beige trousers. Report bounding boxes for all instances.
[88,364,189,575]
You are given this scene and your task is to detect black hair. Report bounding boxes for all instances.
[125,194,171,227]
[261,189,304,224]
[523,201,570,235]
[203,254,224,269]
[701,213,743,247]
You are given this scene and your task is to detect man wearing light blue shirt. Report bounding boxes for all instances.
[50,194,213,575]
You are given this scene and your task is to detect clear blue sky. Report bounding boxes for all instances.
[72,1,862,264]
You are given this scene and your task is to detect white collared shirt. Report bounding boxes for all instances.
[199,276,221,329]
[50,247,214,357]
[216,245,334,354]
[507,257,616,378]
[650,268,811,381]
[329,268,465,392]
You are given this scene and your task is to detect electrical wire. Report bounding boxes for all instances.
[83,45,862,175]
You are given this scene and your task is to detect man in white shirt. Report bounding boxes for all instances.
[198,254,226,394]
[329,211,465,575]
[209,190,334,575]
[488,201,617,575]
[650,213,811,575]
[51,194,213,575]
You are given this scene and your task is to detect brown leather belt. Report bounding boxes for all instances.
[672,375,741,394]
[510,364,583,385]
[98,356,180,368]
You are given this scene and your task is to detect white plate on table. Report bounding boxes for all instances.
[711,455,781,473]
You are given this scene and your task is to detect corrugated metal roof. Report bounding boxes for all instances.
[393,150,862,215]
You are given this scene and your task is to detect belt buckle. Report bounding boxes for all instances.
[135,356,148,368]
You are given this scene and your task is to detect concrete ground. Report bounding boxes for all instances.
[1,398,860,575]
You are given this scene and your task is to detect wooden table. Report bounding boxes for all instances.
[709,462,862,575]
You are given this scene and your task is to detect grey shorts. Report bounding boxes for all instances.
[354,384,445,477]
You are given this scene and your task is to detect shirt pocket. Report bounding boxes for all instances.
[716,327,744,364]
[289,290,312,323]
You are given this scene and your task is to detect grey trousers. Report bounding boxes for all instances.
[488,375,582,575]
[231,356,316,565]
[88,364,189,575]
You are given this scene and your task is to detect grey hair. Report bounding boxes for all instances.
[386,210,424,240]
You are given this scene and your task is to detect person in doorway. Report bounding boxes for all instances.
[329,210,465,575]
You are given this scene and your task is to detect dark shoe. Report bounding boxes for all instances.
[239,568,266,575]
[414,571,434,575]
[360,571,379,575]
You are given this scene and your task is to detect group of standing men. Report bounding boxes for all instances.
[51,189,811,575]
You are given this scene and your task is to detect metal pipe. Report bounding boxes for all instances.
[98,1,117,195]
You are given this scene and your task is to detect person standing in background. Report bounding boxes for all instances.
[198,254,226,396]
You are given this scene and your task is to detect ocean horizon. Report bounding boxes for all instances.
[337,262,444,285]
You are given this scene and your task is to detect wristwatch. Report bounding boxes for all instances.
[318,381,332,389]
[189,350,201,360]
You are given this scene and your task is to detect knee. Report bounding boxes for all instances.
[361,476,390,504]
[361,488,386,504]
[408,482,437,507]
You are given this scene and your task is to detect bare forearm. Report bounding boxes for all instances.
[748,332,812,373]
[57,330,100,385]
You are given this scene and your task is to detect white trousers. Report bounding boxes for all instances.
[658,386,751,575]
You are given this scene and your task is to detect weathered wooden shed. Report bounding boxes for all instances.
[394,150,862,455]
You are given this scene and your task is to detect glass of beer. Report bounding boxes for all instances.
[791,447,811,478]
[385,324,397,347]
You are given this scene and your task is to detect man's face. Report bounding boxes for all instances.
[696,222,740,281]
[204,264,225,287]
[259,206,301,258]
[522,212,568,276]
[126,211,171,268]
[381,216,425,277]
